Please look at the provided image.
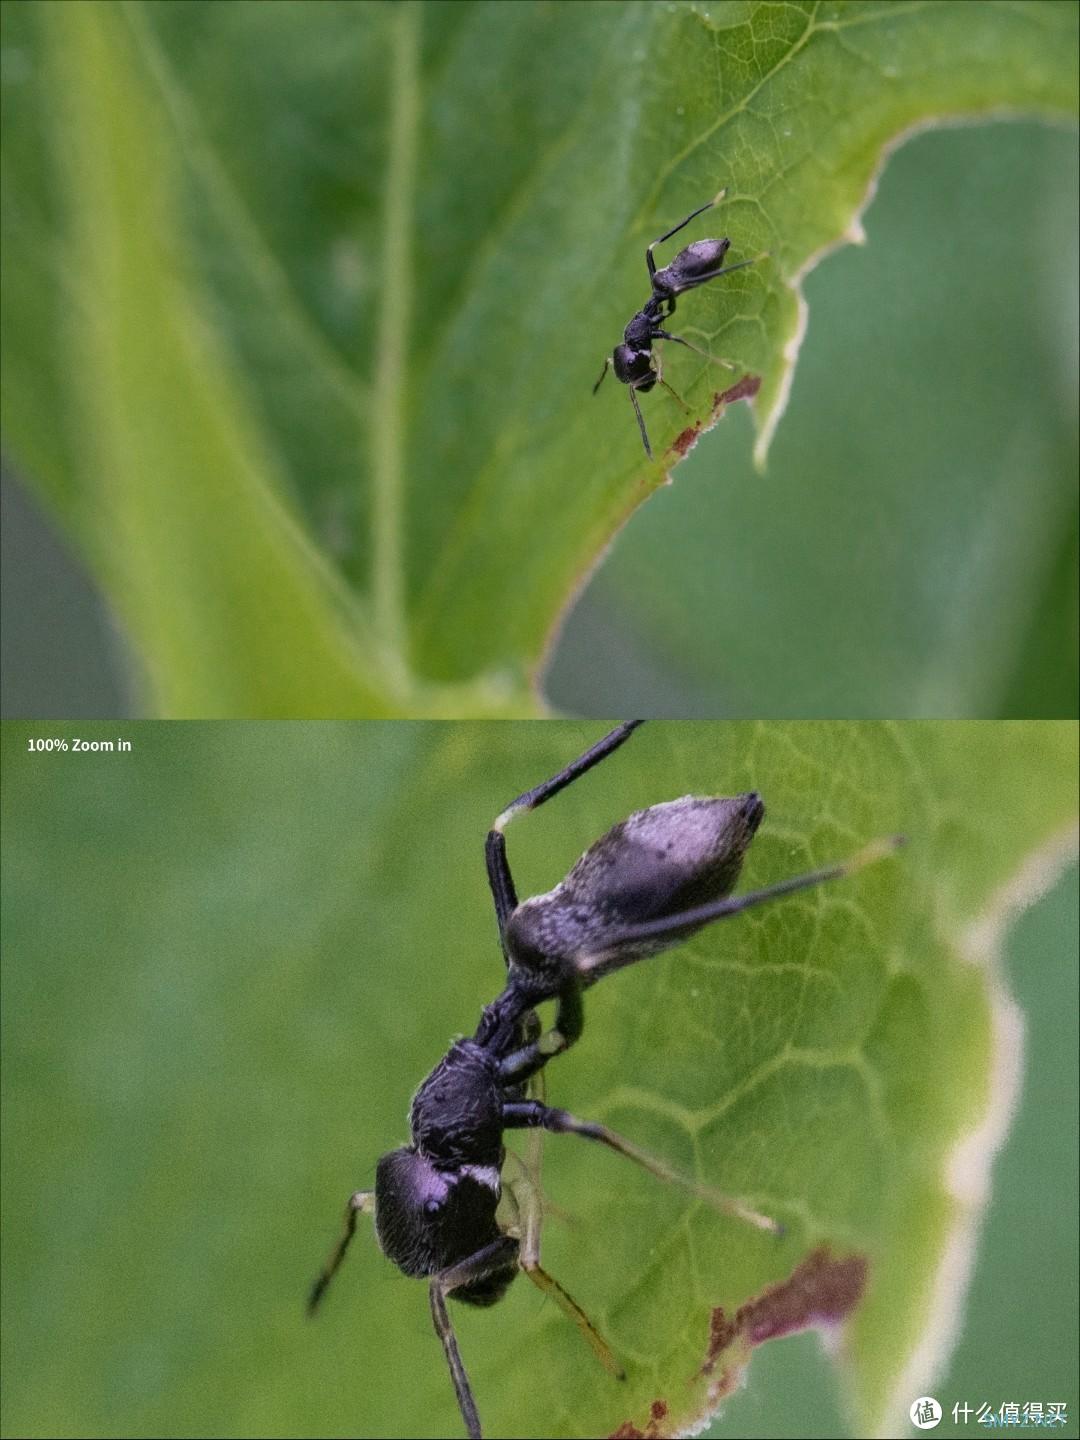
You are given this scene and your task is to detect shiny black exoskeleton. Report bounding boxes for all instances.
[594,197,762,458]
[307,722,901,1439]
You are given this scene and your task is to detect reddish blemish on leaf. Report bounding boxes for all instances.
[742,1246,868,1344]
[666,373,762,462]
[608,1248,867,1439]
[607,1399,670,1439]
[672,423,701,456]
[714,372,761,407]
[700,1246,869,1385]
[701,1308,740,1373]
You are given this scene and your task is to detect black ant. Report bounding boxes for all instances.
[308,721,901,1438]
[593,194,765,459]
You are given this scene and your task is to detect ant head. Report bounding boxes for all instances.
[505,793,764,977]
[613,343,656,390]
[374,1146,506,1282]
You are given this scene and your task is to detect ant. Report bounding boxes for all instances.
[593,194,765,459]
[308,721,901,1438]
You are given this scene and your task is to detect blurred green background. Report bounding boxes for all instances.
[2,721,1076,1438]
[1,9,1076,719]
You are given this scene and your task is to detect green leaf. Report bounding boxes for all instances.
[1,2,1076,716]
[2,721,1076,1437]
[550,119,1080,720]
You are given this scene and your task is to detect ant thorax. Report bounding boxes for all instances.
[622,309,656,348]
[410,1041,505,1167]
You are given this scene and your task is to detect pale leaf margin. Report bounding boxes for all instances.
[873,820,1080,1438]
[752,109,1080,469]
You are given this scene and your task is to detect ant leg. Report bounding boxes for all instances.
[628,385,653,459]
[307,1190,375,1314]
[646,191,725,277]
[592,356,613,394]
[673,253,769,289]
[485,830,519,954]
[503,1100,781,1235]
[582,835,905,984]
[658,377,691,414]
[654,331,735,371]
[495,724,645,827]
[429,1285,482,1440]
[649,348,691,414]
[486,724,644,942]
[431,1235,521,1440]
[507,1146,626,1380]
[498,980,583,1083]
[505,1007,542,1090]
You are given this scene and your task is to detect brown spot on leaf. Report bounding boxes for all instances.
[699,1309,740,1376]
[665,373,761,463]
[609,1247,866,1438]
[698,1246,869,1394]
[672,424,701,456]
[607,1398,672,1439]
[714,373,761,407]
[740,1246,867,1344]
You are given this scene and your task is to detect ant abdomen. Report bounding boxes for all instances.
[654,236,731,297]
[504,793,765,978]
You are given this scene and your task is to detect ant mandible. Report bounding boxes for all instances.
[308,721,901,1438]
[593,194,765,459]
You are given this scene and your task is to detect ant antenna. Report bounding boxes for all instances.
[628,386,653,460]
[657,377,691,413]
[307,1190,375,1314]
